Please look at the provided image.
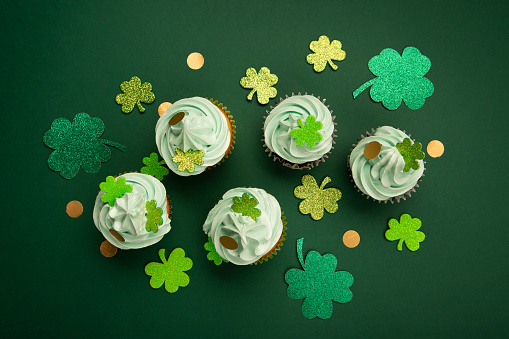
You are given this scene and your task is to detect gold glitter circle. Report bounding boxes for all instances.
[168,111,186,126]
[100,240,117,257]
[427,140,444,158]
[187,52,204,70]
[158,102,172,116]
[220,236,238,250]
[343,230,360,248]
[66,200,83,218]
[364,141,381,159]
[109,228,125,242]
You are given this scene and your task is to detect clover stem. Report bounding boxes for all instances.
[397,240,403,251]
[320,177,331,189]
[327,60,338,70]
[353,78,376,99]
[297,238,305,267]
[247,89,256,101]
[136,101,145,113]
[158,249,167,263]
[99,139,127,152]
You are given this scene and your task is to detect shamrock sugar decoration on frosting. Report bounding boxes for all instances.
[171,148,205,173]
[99,176,133,207]
[115,76,155,113]
[204,237,229,265]
[385,214,425,251]
[306,35,346,72]
[396,138,425,172]
[240,67,278,104]
[231,193,261,221]
[290,116,323,148]
[145,200,163,233]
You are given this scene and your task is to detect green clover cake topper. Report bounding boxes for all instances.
[294,175,342,221]
[204,237,228,265]
[115,76,155,113]
[141,152,169,181]
[171,148,205,173]
[385,214,425,251]
[145,200,163,233]
[43,113,127,179]
[290,116,323,148]
[231,193,261,221]
[396,138,425,172]
[145,248,193,293]
[285,238,353,319]
[240,67,278,105]
[306,35,346,72]
[353,47,434,110]
[99,176,133,207]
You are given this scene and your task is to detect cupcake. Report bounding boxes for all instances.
[155,97,235,176]
[348,126,425,203]
[203,187,286,265]
[93,173,172,249]
[263,93,336,169]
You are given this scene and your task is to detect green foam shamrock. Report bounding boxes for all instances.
[204,237,228,265]
[290,116,323,148]
[145,200,163,233]
[145,248,193,293]
[171,148,205,173]
[99,176,133,207]
[231,193,261,221]
[141,153,169,181]
[306,35,346,72]
[385,214,425,251]
[239,67,278,104]
[43,113,127,179]
[396,138,425,172]
[353,47,434,110]
[294,175,342,220]
[115,76,155,113]
[285,238,353,319]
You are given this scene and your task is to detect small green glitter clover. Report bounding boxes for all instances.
[353,47,434,110]
[231,193,261,221]
[144,248,193,293]
[396,138,425,172]
[171,148,205,173]
[141,153,169,181]
[294,175,342,221]
[306,35,346,72]
[204,237,228,265]
[115,76,155,113]
[145,200,163,233]
[240,67,278,105]
[290,116,323,148]
[385,214,425,251]
[99,176,133,207]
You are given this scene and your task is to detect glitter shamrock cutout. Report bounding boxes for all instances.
[385,214,425,251]
[294,175,342,220]
[43,113,127,179]
[306,35,346,72]
[204,238,228,265]
[285,238,353,319]
[353,47,434,110]
[396,138,425,172]
[145,200,163,233]
[239,67,278,104]
[290,116,323,148]
[171,148,205,173]
[115,76,155,113]
[141,153,169,181]
[144,248,193,293]
[99,176,133,207]
[231,193,261,221]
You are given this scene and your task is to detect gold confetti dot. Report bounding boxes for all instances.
[109,228,125,242]
[158,102,172,116]
[364,141,381,159]
[187,52,204,70]
[220,236,238,250]
[168,111,186,126]
[100,240,117,257]
[66,200,83,218]
[427,140,444,158]
[343,230,360,248]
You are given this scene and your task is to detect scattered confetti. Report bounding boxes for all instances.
[99,176,133,207]
[141,153,169,181]
[158,102,172,116]
[385,214,425,251]
[396,138,425,172]
[342,230,360,248]
[290,116,323,148]
[187,52,204,70]
[294,175,342,220]
[168,111,186,126]
[66,200,83,218]
[231,193,261,221]
[204,238,229,265]
[145,248,193,293]
[220,236,239,250]
[306,35,346,72]
[240,67,278,104]
[145,200,163,233]
[171,148,205,173]
[427,140,444,158]
[100,240,118,257]
[363,141,381,159]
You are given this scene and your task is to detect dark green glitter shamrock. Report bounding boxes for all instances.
[240,67,278,105]
[141,153,169,181]
[204,237,228,265]
[115,76,155,113]
[43,113,127,179]
[231,193,261,221]
[396,138,425,172]
[99,176,133,207]
[385,214,425,251]
[290,116,323,148]
[145,200,163,233]
[145,248,193,293]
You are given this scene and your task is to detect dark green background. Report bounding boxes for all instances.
[2,0,508,337]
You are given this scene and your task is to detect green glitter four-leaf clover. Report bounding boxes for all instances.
[204,237,228,265]
[396,138,425,172]
[115,76,155,113]
[145,200,163,233]
[385,214,425,251]
[353,47,434,110]
[290,116,323,148]
[285,238,353,319]
[144,248,193,293]
[306,35,346,72]
[231,193,261,221]
[99,176,133,207]
[43,113,127,179]
[141,152,169,181]
[171,148,205,173]
[294,175,342,221]
[239,67,278,105]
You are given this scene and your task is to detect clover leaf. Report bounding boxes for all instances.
[240,67,278,104]
[99,176,133,207]
[145,200,163,233]
[385,214,425,251]
[144,248,193,293]
[353,47,434,110]
[231,193,261,221]
[43,113,127,179]
[396,138,425,172]
[171,148,205,173]
[294,175,342,220]
[204,237,228,265]
[141,152,169,181]
[285,238,353,319]
[306,35,346,72]
[290,116,323,148]
[115,76,155,113]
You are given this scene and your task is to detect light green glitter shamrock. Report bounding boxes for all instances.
[145,200,163,233]
[99,176,133,207]
[231,193,261,221]
[385,214,425,251]
[204,238,228,265]
[285,238,353,319]
[240,67,278,104]
[396,138,425,172]
[171,148,205,172]
[145,248,193,293]
[294,175,342,221]
[115,76,155,113]
[353,47,434,110]
[141,153,169,181]
[290,116,323,148]
[306,35,346,72]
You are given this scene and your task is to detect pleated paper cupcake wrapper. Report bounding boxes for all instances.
[347,128,425,204]
[262,92,337,170]
[253,211,288,265]
[205,97,236,170]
